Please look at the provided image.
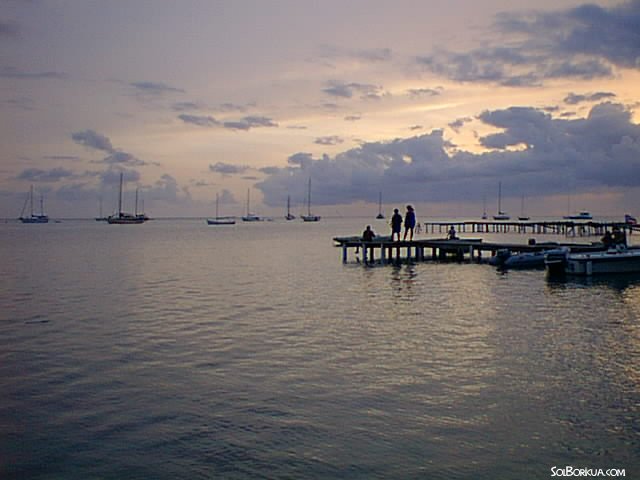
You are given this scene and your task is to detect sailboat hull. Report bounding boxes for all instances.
[20,216,49,224]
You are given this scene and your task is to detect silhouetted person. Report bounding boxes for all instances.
[362,225,376,242]
[448,225,457,240]
[403,205,416,241]
[612,226,627,247]
[391,208,403,242]
[601,230,613,249]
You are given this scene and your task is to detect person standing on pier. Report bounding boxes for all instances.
[403,205,416,241]
[391,208,403,241]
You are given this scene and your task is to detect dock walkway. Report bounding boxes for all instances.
[334,236,605,265]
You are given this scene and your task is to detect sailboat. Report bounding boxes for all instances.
[301,178,320,222]
[207,192,235,225]
[107,172,145,224]
[19,185,49,223]
[242,189,262,221]
[285,195,295,220]
[95,195,109,222]
[135,189,150,222]
[481,196,488,220]
[376,192,385,219]
[518,195,530,221]
[493,182,510,220]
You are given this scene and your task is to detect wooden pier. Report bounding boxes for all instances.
[422,219,638,237]
[334,237,608,265]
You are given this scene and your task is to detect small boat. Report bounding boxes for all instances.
[301,178,320,222]
[546,246,640,276]
[493,182,510,220]
[493,248,569,269]
[625,214,637,225]
[285,195,295,220]
[563,211,592,220]
[242,189,263,222]
[481,196,488,220]
[376,192,385,219]
[207,193,235,225]
[108,173,145,224]
[19,185,49,224]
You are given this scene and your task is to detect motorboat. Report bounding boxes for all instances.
[546,246,640,276]
[563,211,592,220]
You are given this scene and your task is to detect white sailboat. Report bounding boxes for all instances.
[107,172,145,224]
[285,195,295,220]
[301,178,320,222]
[376,192,385,219]
[518,195,530,221]
[19,185,49,223]
[493,182,510,220]
[207,192,235,225]
[242,189,262,222]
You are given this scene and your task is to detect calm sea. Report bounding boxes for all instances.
[1,218,639,479]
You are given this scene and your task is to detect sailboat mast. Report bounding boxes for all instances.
[118,172,123,216]
[30,185,34,216]
[135,188,139,216]
[378,192,382,215]
[216,192,219,219]
[307,178,312,216]
[497,181,502,213]
[40,193,44,216]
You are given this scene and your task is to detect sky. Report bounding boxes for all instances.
[2,0,639,219]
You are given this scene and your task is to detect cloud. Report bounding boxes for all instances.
[130,81,185,95]
[16,167,76,182]
[0,20,20,39]
[256,102,640,207]
[178,114,278,130]
[416,1,640,86]
[323,81,386,100]
[71,129,152,166]
[209,162,250,175]
[317,45,393,63]
[448,117,473,132]
[178,114,220,127]
[314,135,344,146]
[407,88,442,98]
[172,102,203,112]
[564,91,617,105]
[72,130,114,152]
[0,66,67,80]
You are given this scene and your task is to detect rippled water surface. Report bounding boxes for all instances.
[1,218,639,479]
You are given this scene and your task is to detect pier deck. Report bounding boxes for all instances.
[334,236,605,265]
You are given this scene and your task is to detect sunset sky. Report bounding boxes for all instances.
[2,0,639,218]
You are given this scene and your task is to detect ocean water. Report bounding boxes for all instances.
[1,218,639,479]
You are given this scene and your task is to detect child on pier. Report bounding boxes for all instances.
[391,208,403,241]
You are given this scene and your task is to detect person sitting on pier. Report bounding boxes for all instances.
[612,226,627,248]
[448,225,458,240]
[601,230,613,249]
[362,225,376,242]
[403,205,416,241]
[391,208,403,242]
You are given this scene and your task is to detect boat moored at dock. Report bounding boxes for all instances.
[546,246,640,276]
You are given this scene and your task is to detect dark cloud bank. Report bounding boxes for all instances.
[256,102,640,207]
[417,0,640,86]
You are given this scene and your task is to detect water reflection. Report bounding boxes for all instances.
[546,271,640,293]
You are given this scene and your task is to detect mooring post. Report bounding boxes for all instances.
[342,244,348,263]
